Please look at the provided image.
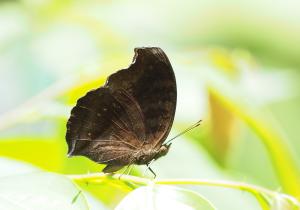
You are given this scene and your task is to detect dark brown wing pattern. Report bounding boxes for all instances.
[106,48,177,148]
[66,47,177,171]
[66,88,144,165]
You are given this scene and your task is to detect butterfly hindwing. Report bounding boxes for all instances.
[66,88,144,166]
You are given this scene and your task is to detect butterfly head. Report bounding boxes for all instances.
[153,143,171,160]
[135,143,171,165]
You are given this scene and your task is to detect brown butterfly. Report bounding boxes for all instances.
[66,47,177,177]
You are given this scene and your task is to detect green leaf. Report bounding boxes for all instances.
[0,158,89,210]
[208,87,300,197]
[116,185,216,210]
[0,173,89,210]
[0,137,64,172]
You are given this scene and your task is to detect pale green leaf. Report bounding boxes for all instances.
[0,158,89,210]
[116,185,216,210]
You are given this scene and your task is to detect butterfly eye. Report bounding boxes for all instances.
[140,155,148,162]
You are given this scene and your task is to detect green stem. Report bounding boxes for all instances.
[67,173,299,207]
[69,173,151,185]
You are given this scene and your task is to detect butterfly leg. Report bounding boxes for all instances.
[118,164,133,179]
[147,165,156,179]
[143,160,156,178]
[126,165,134,175]
[143,161,156,179]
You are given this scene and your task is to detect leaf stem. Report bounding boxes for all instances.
[67,173,299,207]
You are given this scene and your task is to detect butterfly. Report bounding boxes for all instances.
[66,47,177,177]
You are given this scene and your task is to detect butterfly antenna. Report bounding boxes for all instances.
[165,119,202,145]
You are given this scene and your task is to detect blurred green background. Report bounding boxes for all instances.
[0,0,300,209]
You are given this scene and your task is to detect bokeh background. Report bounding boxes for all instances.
[1,1,300,209]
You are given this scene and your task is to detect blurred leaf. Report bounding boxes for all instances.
[209,48,238,77]
[208,87,300,197]
[0,135,112,174]
[0,157,39,176]
[0,137,64,171]
[0,158,89,210]
[116,185,216,210]
[0,173,89,210]
[208,91,236,165]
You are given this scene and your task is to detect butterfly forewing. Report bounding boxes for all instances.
[107,48,177,147]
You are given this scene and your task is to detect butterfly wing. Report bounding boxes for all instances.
[66,47,176,171]
[66,87,144,167]
[106,47,177,148]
